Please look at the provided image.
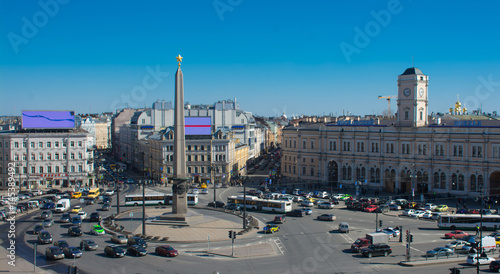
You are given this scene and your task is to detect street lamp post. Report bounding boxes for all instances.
[141,180,146,236]
[114,168,121,214]
[243,176,247,229]
[477,183,484,274]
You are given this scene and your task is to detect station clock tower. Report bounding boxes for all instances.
[396,67,429,127]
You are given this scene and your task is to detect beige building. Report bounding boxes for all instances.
[281,68,500,197]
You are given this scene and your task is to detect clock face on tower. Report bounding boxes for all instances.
[403,88,411,97]
[419,88,424,97]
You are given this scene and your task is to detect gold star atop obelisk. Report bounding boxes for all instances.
[176,54,183,66]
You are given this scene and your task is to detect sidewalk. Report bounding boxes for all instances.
[0,244,57,273]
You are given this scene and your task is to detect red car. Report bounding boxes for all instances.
[364,205,378,213]
[155,245,179,257]
[444,230,469,239]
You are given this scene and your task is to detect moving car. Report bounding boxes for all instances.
[301,201,314,207]
[445,240,470,250]
[72,216,83,227]
[40,210,53,219]
[466,254,495,265]
[80,239,98,251]
[38,231,53,244]
[127,245,148,256]
[71,192,82,199]
[490,260,500,272]
[77,211,87,220]
[45,246,64,260]
[104,245,125,258]
[111,234,128,244]
[361,243,392,258]
[381,227,400,238]
[42,218,54,228]
[364,205,378,213]
[89,212,101,222]
[59,213,71,223]
[207,201,225,208]
[273,215,286,224]
[339,222,350,233]
[127,236,147,248]
[68,226,83,236]
[318,202,334,209]
[101,203,111,211]
[303,208,312,215]
[54,240,69,249]
[90,225,105,235]
[263,224,279,233]
[201,189,209,194]
[104,190,114,196]
[71,206,82,214]
[426,247,454,257]
[317,214,336,221]
[63,247,82,258]
[33,224,44,234]
[155,245,179,257]
[445,230,469,239]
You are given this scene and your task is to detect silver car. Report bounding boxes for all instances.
[111,234,128,244]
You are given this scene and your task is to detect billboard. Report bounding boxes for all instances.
[22,110,75,129]
[185,117,211,135]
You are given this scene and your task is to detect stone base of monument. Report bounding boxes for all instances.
[150,209,204,226]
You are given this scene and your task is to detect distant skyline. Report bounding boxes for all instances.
[1,1,500,117]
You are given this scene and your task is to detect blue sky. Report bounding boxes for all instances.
[1,0,500,117]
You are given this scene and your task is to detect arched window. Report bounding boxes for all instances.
[470,174,477,191]
[451,174,458,190]
[361,167,366,180]
[376,168,380,183]
[370,168,375,183]
[347,167,352,180]
[440,173,446,189]
[458,174,465,191]
[310,167,314,176]
[342,166,347,180]
[434,172,440,188]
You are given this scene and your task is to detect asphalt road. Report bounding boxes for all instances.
[10,170,494,274]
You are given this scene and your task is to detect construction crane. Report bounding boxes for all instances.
[378,95,397,117]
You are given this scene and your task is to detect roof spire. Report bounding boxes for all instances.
[176,54,183,67]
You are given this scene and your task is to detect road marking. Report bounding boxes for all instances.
[410,246,423,253]
[273,237,286,255]
[339,233,354,243]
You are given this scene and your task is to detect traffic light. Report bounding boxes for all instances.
[379,220,383,227]
[228,230,232,239]
[232,231,237,239]
[406,234,410,242]
[409,234,414,243]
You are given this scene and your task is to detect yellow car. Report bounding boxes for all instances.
[71,206,82,213]
[263,224,279,233]
[71,192,82,199]
[434,205,449,212]
[495,236,500,247]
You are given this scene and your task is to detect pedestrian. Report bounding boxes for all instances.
[475,225,480,235]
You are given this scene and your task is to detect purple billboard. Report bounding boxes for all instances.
[185,117,211,135]
[22,110,75,129]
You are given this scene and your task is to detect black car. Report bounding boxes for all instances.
[375,204,390,213]
[80,239,98,251]
[127,236,147,248]
[38,231,53,244]
[47,189,62,194]
[40,210,53,219]
[45,246,64,260]
[361,243,392,258]
[104,245,125,258]
[101,203,111,211]
[72,216,83,227]
[63,247,82,258]
[33,224,44,234]
[89,212,101,222]
[127,245,148,256]
[103,197,112,204]
[330,198,340,205]
[207,201,225,208]
[490,260,500,272]
[287,209,305,217]
[54,240,69,249]
[68,226,83,236]
[59,213,71,223]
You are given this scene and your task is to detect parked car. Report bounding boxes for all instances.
[80,239,98,251]
[104,245,125,258]
[127,245,148,256]
[45,246,64,260]
[207,201,225,208]
[424,203,437,211]
[318,202,334,209]
[434,205,449,212]
[409,210,426,218]
[445,230,469,239]
[389,204,401,210]
[303,208,312,215]
[361,243,392,258]
[402,209,415,216]
[155,245,179,257]
[317,214,336,221]
[375,204,390,213]
[426,247,454,257]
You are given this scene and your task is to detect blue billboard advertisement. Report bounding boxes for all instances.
[185,117,211,135]
[22,110,75,129]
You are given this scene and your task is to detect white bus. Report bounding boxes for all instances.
[227,195,292,213]
[125,193,199,206]
[125,193,165,206]
[437,214,500,231]
[165,194,199,206]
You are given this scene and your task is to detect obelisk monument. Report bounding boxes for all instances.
[172,54,188,215]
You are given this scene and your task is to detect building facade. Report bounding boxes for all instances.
[0,130,95,190]
[281,68,500,197]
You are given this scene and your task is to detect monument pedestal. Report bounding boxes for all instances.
[154,209,204,226]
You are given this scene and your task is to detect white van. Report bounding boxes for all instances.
[339,222,350,233]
